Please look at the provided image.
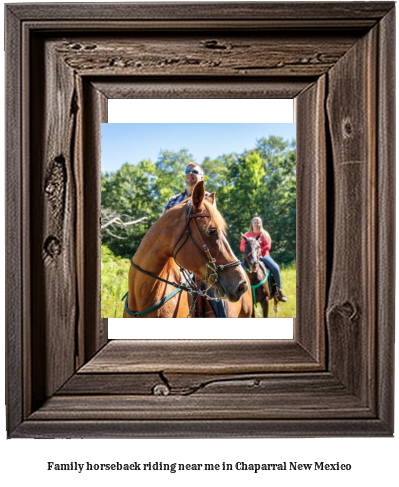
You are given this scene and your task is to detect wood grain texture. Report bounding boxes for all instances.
[80,81,108,364]
[30,36,79,408]
[5,2,395,438]
[34,371,376,423]
[7,2,394,22]
[93,75,325,368]
[79,340,321,374]
[29,392,371,421]
[60,371,356,397]
[326,26,377,404]
[92,78,311,99]
[58,372,162,395]
[295,76,326,363]
[53,33,360,78]
[13,418,391,439]
[376,7,395,432]
[5,5,24,436]
[21,19,384,32]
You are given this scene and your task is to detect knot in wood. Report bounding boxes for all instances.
[327,300,359,326]
[44,236,61,257]
[342,119,353,137]
[45,181,56,196]
[202,40,227,50]
[152,383,170,396]
[83,44,97,51]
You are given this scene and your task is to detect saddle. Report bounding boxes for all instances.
[192,294,217,318]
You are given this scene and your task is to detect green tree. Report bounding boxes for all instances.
[201,154,232,193]
[213,137,296,265]
[152,148,194,213]
[101,160,158,257]
[255,136,296,263]
[101,138,296,266]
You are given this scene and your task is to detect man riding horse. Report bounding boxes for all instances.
[163,162,228,317]
[123,178,251,318]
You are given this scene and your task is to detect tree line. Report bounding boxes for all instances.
[101,136,296,265]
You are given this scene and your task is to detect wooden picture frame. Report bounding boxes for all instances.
[5,2,395,438]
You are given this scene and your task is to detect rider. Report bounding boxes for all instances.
[240,216,287,302]
[162,162,215,213]
[163,162,227,317]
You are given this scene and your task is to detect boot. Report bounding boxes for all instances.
[277,288,287,302]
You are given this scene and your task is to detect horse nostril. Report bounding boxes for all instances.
[237,280,248,297]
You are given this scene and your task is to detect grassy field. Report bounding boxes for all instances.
[254,264,296,318]
[101,245,130,318]
[101,245,296,319]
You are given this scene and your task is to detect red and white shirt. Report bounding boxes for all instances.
[239,232,271,257]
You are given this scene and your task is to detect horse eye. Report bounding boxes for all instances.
[208,227,218,236]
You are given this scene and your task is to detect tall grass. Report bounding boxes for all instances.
[101,244,296,319]
[254,264,296,318]
[101,245,130,318]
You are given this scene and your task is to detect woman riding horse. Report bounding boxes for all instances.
[123,181,252,318]
[241,234,274,317]
[240,216,287,303]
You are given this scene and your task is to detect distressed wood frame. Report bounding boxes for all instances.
[5,2,395,438]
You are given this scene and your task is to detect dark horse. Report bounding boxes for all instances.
[123,181,252,318]
[241,234,277,318]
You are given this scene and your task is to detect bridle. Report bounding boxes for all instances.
[125,200,241,317]
[171,201,241,288]
[243,237,278,314]
[244,239,262,273]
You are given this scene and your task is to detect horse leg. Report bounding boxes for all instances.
[235,286,253,318]
[261,297,269,318]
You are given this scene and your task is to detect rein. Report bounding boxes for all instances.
[122,287,182,318]
[244,244,271,306]
[172,203,241,285]
[246,268,270,306]
[124,201,241,317]
[244,252,279,314]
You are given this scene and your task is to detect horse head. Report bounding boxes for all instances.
[170,181,248,302]
[242,233,262,273]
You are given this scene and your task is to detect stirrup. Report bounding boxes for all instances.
[277,288,288,302]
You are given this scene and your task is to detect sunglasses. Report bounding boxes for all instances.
[185,169,201,175]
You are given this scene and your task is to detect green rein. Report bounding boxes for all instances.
[122,287,182,318]
[244,266,270,305]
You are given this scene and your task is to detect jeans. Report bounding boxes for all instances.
[261,256,282,289]
[207,287,227,318]
[241,256,283,289]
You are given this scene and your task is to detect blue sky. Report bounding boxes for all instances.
[101,123,296,173]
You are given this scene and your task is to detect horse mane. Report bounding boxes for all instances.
[180,198,227,235]
[203,199,227,235]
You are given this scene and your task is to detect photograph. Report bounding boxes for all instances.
[101,123,296,321]
[4,0,395,469]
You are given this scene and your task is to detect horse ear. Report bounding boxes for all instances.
[192,181,205,211]
[207,192,216,205]
[241,232,248,241]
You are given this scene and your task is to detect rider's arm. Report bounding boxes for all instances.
[239,236,247,252]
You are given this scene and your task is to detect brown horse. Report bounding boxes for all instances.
[123,181,252,318]
[241,234,277,318]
